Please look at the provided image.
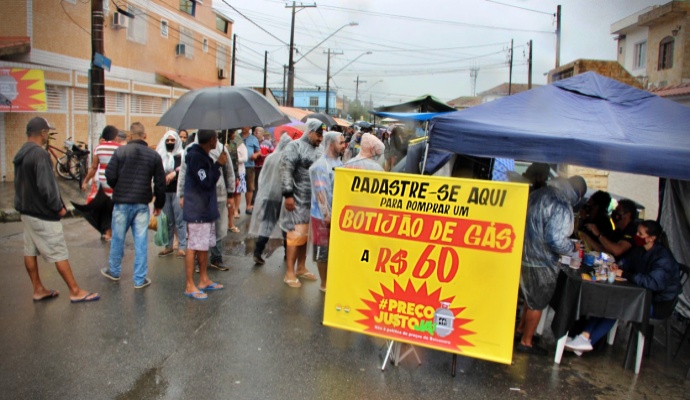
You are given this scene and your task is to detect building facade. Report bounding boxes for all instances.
[272,88,341,116]
[0,0,233,181]
[612,1,690,89]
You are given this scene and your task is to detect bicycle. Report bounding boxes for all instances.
[46,133,90,183]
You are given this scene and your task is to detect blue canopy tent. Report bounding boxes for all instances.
[427,72,690,301]
[428,72,690,181]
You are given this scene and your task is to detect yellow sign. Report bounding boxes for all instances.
[323,169,529,364]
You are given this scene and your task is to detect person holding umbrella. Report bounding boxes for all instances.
[156,130,186,258]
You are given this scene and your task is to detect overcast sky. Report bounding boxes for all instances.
[215,0,663,107]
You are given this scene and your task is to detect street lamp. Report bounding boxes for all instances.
[326,51,372,115]
[287,22,358,107]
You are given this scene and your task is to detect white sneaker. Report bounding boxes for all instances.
[565,334,593,352]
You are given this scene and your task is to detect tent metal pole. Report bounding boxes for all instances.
[420,120,430,175]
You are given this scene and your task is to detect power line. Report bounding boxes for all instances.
[219,0,289,45]
[317,4,553,34]
[485,0,555,16]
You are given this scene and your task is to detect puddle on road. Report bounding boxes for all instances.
[115,367,168,400]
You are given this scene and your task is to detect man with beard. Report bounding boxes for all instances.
[308,131,346,292]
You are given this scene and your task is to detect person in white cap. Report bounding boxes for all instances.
[14,117,100,303]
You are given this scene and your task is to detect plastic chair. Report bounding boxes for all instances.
[646,263,689,364]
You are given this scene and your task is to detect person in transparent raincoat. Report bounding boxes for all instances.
[343,132,385,171]
[515,176,587,355]
[248,133,293,265]
[278,119,325,288]
[309,131,346,292]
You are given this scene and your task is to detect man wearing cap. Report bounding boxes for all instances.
[14,117,100,303]
[103,122,166,289]
[279,118,324,288]
[515,175,587,355]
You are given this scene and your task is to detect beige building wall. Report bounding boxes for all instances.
[0,0,234,181]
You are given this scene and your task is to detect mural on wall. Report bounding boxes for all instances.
[0,68,47,112]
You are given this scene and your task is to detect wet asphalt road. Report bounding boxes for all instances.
[0,216,689,400]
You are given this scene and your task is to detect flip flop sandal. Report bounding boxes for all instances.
[229,226,240,233]
[33,289,59,302]
[199,282,224,291]
[184,291,208,300]
[296,272,318,281]
[70,293,100,303]
[284,278,302,288]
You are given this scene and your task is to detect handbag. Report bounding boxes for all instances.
[153,212,168,246]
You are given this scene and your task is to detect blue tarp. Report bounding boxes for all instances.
[369,111,454,121]
[428,72,690,181]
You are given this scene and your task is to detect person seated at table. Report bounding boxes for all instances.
[577,190,613,250]
[582,198,638,260]
[565,220,681,354]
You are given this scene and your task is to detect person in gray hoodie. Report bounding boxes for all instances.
[14,117,99,303]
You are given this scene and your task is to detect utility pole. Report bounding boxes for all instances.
[528,40,533,89]
[324,48,342,115]
[263,51,268,96]
[508,39,513,95]
[282,65,287,105]
[555,5,561,68]
[354,75,366,102]
[231,34,237,86]
[90,0,105,151]
[286,1,316,107]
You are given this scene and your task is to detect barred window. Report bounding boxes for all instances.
[46,85,67,111]
[73,87,89,112]
[126,5,147,45]
[658,36,674,70]
[309,96,318,107]
[131,94,166,115]
[180,27,194,59]
[106,92,126,114]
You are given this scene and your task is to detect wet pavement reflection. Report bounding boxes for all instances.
[0,217,689,399]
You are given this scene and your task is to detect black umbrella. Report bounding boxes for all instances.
[301,113,337,128]
[71,186,113,235]
[354,120,372,129]
[157,86,290,130]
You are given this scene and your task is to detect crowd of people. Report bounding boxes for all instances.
[15,115,684,366]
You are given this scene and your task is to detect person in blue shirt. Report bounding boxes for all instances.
[241,126,261,214]
[182,129,227,300]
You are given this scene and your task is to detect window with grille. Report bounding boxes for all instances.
[658,36,674,70]
[161,20,168,38]
[73,88,89,112]
[180,27,194,59]
[46,85,66,111]
[216,44,227,69]
[180,0,196,16]
[216,16,228,33]
[309,96,319,107]
[126,5,147,44]
[633,41,647,69]
[131,95,166,115]
[106,92,126,114]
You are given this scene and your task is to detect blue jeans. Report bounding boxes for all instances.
[109,203,150,286]
[162,192,186,250]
